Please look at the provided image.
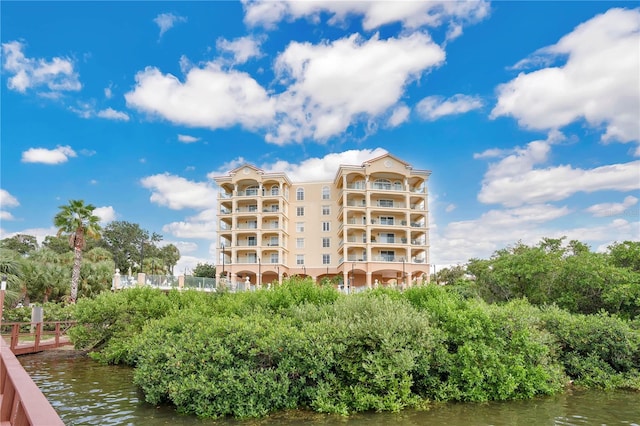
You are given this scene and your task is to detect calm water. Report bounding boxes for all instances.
[19,350,640,426]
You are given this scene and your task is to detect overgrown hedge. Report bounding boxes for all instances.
[69,281,640,419]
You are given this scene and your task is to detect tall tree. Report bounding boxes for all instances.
[99,221,164,273]
[54,199,102,303]
[159,244,181,274]
[193,262,216,278]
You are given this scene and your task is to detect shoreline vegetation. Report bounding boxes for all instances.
[4,238,638,420]
[66,280,639,419]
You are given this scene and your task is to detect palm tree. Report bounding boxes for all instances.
[54,200,102,303]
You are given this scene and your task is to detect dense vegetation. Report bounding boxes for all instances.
[69,279,640,419]
[0,220,180,306]
[442,239,640,320]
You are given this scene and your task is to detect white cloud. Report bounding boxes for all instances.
[178,134,200,143]
[216,35,263,64]
[104,85,113,99]
[163,219,217,240]
[1,40,81,94]
[0,188,19,221]
[387,105,410,127]
[21,145,77,164]
[97,107,130,121]
[162,207,218,239]
[445,204,456,213]
[492,8,640,146]
[140,173,217,210]
[477,133,640,207]
[125,63,275,131]
[267,32,445,144]
[93,206,116,224]
[243,0,490,32]
[161,240,199,254]
[416,94,483,120]
[154,13,187,38]
[0,189,20,208]
[585,195,638,218]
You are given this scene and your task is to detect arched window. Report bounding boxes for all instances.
[246,185,259,196]
[296,188,305,201]
[322,186,330,200]
[374,179,391,190]
[271,185,279,196]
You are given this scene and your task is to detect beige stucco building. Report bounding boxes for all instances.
[213,153,431,290]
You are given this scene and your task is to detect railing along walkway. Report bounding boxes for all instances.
[0,321,75,356]
[0,337,65,425]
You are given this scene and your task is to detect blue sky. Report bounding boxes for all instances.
[1,1,638,274]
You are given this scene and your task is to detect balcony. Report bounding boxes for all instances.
[346,183,366,190]
[236,206,258,213]
[236,241,258,247]
[236,224,258,229]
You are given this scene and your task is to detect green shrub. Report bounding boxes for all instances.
[540,307,640,389]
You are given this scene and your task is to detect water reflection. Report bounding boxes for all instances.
[19,350,640,426]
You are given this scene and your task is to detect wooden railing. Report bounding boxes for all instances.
[0,337,65,425]
[1,321,75,356]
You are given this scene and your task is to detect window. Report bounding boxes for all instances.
[380,216,394,225]
[322,254,331,265]
[296,188,305,201]
[322,205,330,215]
[322,221,330,232]
[271,186,279,196]
[248,205,258,212]
[246,185,259,196]
[322,237,330,248]
[270,220,279,229]
[383,233,395,243]
[296,222,305,232]
[379,199,393,207]
[248,236,256,246]
[269,236,279,246]
[296,238,305,249]
[380,250,395,261]
[296,255,305,265]
[270,253,279,264]
[322,186,330,200]
[297,207,305,216]
[374,179,391,190]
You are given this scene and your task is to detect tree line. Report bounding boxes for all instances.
[1,199,180,306]
[433,237,640,319]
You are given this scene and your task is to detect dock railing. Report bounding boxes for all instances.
[0,337,65,425]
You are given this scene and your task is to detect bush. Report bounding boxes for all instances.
[540,307,640,389]
[404,286,564,402]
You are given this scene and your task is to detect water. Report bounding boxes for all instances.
[19,350,640,426]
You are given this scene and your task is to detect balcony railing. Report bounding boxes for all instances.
[236,206,258,213]
[346,183,366,190]
[237,241,258,247]
[236,224,258,229]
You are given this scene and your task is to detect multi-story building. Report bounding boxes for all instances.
[213,153,430,289]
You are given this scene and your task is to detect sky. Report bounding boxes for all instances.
[1,1,639,275]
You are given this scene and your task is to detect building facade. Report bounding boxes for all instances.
[214,153,431,289]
